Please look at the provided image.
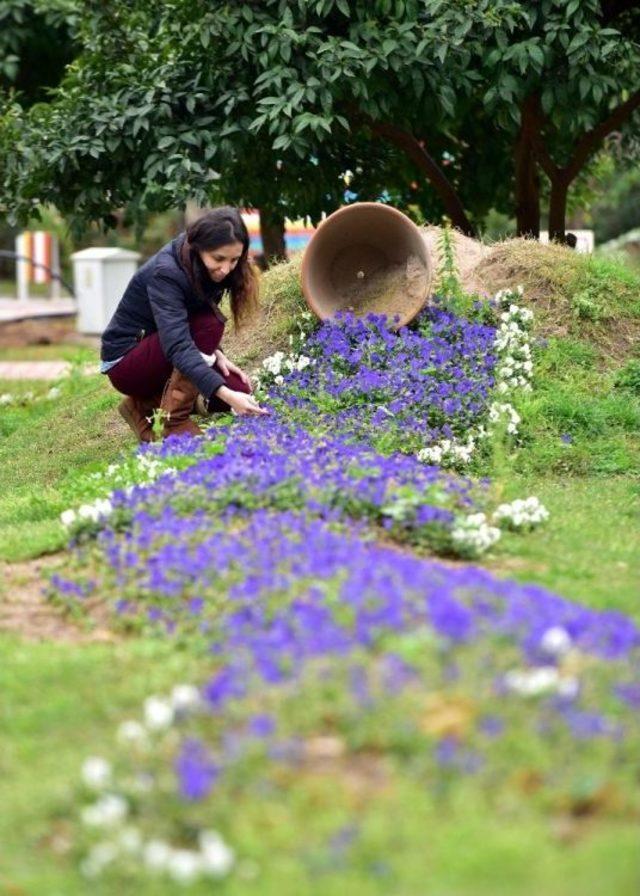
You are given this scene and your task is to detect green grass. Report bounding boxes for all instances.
[0,636,205,895]
[0,373,131,560]
[1,636,638,896]
[0,278,51,298]
[511,336,640,478]
[1,251,639,894]
[487,474,639,617]
[0,342,98,362]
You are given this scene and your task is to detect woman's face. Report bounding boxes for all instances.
[199,241,244,282]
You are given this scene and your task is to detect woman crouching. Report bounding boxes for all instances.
[100,206,268,442]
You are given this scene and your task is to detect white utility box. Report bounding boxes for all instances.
[71,247,141,334]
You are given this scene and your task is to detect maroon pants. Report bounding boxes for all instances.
[107,310,250,411]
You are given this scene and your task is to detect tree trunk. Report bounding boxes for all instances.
[352,113,476,236]
[531,88,640,244]
[259,207,287,267]
[547,177,570,243]
[515,96,541,238]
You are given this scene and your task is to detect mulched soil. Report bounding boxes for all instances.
[0,316,86,349]
[0,556,115,644]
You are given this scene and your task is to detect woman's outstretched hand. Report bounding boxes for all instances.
[214,349,253,392]
[215,385,268,416]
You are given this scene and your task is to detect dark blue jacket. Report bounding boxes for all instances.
[101,234,227,397]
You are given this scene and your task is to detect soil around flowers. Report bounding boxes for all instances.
[334,253,429,321]
[0,556,114,643]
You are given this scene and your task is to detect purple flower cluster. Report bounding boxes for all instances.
[58,307,640,825]
[115,416,479,551]
[115,510,636,803]
[266,310,497,452]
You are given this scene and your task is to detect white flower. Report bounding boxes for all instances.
[80,842,118,878]
[167,849,203,884]
[0,393,13,406]
[81,757,112,790]
[143,696,174,731]
[504,666,560,696]
[47,386,62,400]
[493,496,549,530]
[60,509,76,527]
[540,626,572,656]
[170,684,202,712]
[417,434,477,468]
[116,719,149,747]
[556,676,580,699]
[262,351,285,375]
[451,512,501,556]
[81,794,128,828]
[143,839,172,872]
[199,831,235,877]
[117,825,143,855]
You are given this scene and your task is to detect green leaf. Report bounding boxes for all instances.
[529,44,544,68]
[567,31,590,55]
[579,76,590,100]
[272,134,291,150]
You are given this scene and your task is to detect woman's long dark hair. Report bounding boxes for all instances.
[180,206,259,329]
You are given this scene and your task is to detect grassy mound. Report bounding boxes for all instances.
[222,236,640,372]
[476,239,640,363]
[221,255,307,370]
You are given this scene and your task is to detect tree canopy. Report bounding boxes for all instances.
[0,0,77,105]
[1,0,638,244]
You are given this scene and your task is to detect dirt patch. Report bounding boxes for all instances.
[0,555,115,643]
[420,225,492,296]
[0,316,97,350]
[335,254,429,322]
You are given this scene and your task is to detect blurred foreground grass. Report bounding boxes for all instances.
[1,636,639,896]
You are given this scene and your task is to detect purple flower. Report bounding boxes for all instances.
[174,738,219,800]
[248,714,276,738]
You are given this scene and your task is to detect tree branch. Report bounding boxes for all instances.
[565,87,640,182]
[349,108,476,236]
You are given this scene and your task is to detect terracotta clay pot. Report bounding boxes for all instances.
[301,202,432,329]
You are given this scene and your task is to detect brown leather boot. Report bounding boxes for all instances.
[118,393,162,443]
[158,368,202,439]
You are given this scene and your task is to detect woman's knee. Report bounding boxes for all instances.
[189,311,224,353]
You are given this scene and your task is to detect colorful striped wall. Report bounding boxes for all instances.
[241,209,316,255]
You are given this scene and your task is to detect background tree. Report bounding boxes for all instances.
[1,0,638,247]
[0,0,518,244]
[0,0,77,105]
[481,0,640,239]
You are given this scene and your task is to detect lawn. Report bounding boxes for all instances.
[1,241,639,894]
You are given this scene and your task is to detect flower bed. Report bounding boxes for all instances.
[73,511,640,884]
[258,305,498,455]
[46,288,640,886]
